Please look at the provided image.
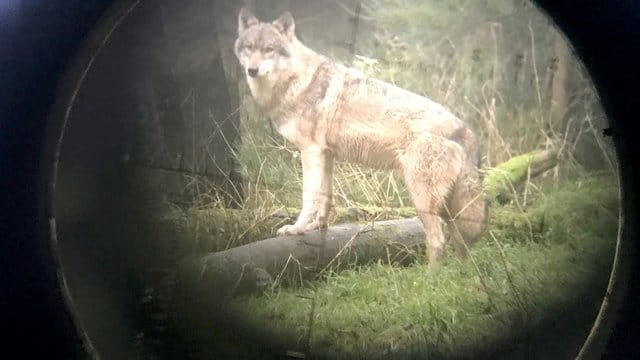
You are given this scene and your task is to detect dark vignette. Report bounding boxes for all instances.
[0,0,638,358]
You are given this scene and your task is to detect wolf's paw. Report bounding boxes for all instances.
[277,224,306,236]
[306,220,328,232]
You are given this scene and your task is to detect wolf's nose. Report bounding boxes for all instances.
[247,68,259,77]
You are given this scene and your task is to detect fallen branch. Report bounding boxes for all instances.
[483,147,559,203]
[177,218,425,298]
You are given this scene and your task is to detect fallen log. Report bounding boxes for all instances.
[482,147,559,204]
[177,218,425,298]
[177,147,558,297]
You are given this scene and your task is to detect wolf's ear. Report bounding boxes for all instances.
[238,6,258,34]
[272,11,295,40]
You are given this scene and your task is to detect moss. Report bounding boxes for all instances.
[482,152,538,203]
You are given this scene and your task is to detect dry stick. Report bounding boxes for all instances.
[231,211,275,250]
[528,21,543,111]
[389,241,421,264]
[190,90,197,182]
[334,176,352,207]
[490,22,499,99]
[488,22,506,162]
[452,191,485,221]
[384,173,393,206]
[523,165,531,208]
[273,254,300,287]
[209,106,241,160]
[556,114,577,159]
[390,172,406,208]
[201,108,246,206]
[230,263,250,295]
[568,121,587,159]
[320,225,373,275]
[464,93,502,164]
[485,84,512,159]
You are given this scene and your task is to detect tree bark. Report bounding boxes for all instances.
[177,218,425,299]
[549,31,569,132]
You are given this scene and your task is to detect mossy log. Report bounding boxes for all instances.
[482,147,558,203]
[178,147,558,297]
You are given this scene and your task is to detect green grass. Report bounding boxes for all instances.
[217,174,618,359]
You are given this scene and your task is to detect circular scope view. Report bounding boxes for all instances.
[51,0,619,358]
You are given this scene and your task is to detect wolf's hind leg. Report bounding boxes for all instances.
[446,162,488,258]
[402,165,459,267]
[405,180,450,268]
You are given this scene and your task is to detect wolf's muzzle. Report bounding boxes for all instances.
[247,67,259,77]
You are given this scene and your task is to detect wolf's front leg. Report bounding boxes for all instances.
[306,151,334,232]
[277,147,333,235]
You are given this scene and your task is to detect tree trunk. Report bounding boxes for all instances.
[549,31,569,132]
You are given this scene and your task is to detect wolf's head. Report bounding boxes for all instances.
[234,7,296,79]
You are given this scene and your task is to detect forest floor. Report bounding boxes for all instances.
[154,172,619,359]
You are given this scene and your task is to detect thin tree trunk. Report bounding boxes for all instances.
[549,32,569,132]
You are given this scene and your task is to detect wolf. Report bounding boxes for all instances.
[234,7,488,267]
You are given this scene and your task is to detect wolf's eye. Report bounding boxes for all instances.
[245,44,254,51]
[264,47,274,54]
